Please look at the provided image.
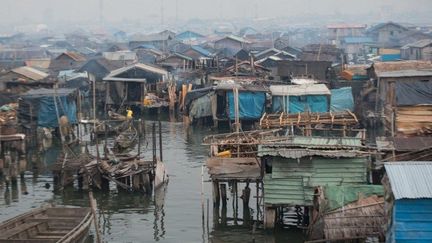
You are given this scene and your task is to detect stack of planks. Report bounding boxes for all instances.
[259,111,359,129]
[396,106,432,136]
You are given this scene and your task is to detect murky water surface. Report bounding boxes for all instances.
[0,116,303,242]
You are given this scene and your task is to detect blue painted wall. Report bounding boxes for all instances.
[387,199,432,243]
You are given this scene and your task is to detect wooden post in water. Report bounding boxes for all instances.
[159,120,163,161]
[256,181,260,223]
[212,180,220,207]
[264,207,276,229]
[89,191,102,243]
[137,119,141,157]
[220,183,227,208]
[152,123,156,163]
[242,183,251,208]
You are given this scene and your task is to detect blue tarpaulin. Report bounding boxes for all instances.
[228,91,265,120]
[330,87,354,112]
[272,95,328,113]
[381,54,401,62]
[38,96,77,128]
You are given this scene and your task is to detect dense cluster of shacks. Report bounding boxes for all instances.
[0,21,432,242]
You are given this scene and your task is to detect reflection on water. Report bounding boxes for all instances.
[0,115,304,242]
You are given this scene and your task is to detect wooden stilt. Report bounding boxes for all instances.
[264,207,276,229]
[220,183,227,208]
[212,181,220,207]
[242,183,251,208]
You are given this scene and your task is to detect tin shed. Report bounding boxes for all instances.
[384,161,432,243]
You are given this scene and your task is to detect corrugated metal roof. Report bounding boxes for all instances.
[372,60,432,75]
[290,78,319,85]
[258,148,366,159]
[258,136,364,151]
[401,39,432,49]
[270,84,331,96]
[12,66,49,81]
[327,24,366,29]
[377,69,432,78]
[384,161,432,200]
[264,157,368,206]
[104,62,168,81]
[343,37,374,44]
[190,45,212,57]
[293,136,362,147]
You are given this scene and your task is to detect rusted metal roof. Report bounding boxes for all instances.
[371,60,432,75]
[206,157,261,180]
[11,66,49,81]
[384,161,432,200]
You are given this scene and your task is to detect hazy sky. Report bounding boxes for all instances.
[1,0,431,27]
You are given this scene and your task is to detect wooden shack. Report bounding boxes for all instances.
[375,69,432,136]
[383,161,432,243]
[102,63,168,109]
[257,135,370,228]
[0,66,51,93]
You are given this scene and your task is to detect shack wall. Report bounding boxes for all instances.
[264,157,368,206]
[387,199,432,243]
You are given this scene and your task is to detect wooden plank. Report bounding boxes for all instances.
[0,222,43,239]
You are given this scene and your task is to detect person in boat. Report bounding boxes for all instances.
[126,107,133,120]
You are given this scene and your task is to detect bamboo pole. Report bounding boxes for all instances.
[89,191,102,243]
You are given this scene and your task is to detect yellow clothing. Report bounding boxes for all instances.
[126,109,133,119]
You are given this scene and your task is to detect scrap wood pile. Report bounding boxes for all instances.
[97,158,153,192]
[52,152,94,172]
[217,137,259,157]
[0,103,18,135]
[396,106,432,136]
[99,159,152,178]
[259,111,359,129]
[203,129,285,158]
[143,93,169,108]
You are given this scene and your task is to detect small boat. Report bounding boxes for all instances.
[0,206,92,243]
[108,110,127,121]
[114,122,137,152]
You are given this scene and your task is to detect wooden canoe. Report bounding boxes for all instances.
[114,124,137,151]
[0,206,92,243]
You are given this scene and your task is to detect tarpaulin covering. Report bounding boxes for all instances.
[272,95,329,113]
[37,96,77,128]
[18,89,77,128]
[324,185,384,211]
[189,93,214,121]
[228,91,265,120]
[184,87,214,111]
[396,81,432,105]
[330,87,354,112]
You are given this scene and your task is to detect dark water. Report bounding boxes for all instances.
[0,116,304,242]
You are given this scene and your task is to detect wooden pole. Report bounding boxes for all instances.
[212,181,220,207]
[159,120,163,161]
[89,191,102,243]
[220,183,227,208]
[138,119,141,157]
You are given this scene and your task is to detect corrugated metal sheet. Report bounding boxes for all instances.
[259,148,366,159]
[258,136,366,159]
[292,136,362,147]
[387,199,432,243]
[270,84,331,96]
[384,162,432,200]
[264,157,367,206]
[12,66,49,81]
[377,70,432,78]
